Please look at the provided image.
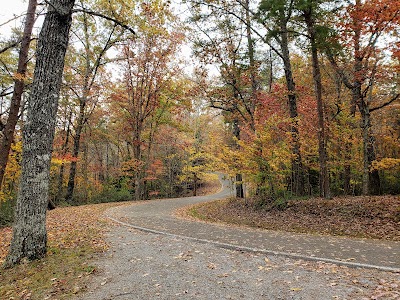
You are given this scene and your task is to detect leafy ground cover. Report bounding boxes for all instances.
[0,202,127,300]
[187,195,400,241]
[0,179,219,300]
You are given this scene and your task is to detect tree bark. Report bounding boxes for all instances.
[351,1,380,195]
[4,0,75,268]
[304,8,331,199]
[65,103,85,203]
[358,97,381,195]
[279,21,305,196]
[0,0,37,189]
[233,119,244,198]
[244,0,257,120]
[56,109,72,203]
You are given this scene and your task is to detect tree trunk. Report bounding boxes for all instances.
[343,98,356,195]
[4,0,75,268]
[193,173,198,196]
[351,3,380,195]
[245,0,257,122]
[65,12,93,203]
[279,22,305,196]
[65,105,85,203]
[0,0,37,189]
[56,110,72,202]
[368,136,380,195]
[304,8,330,199]
[359,100,380,195]
[233,119,244,198]
[133,127,143,201]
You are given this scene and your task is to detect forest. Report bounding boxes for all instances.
[0,0,399,267]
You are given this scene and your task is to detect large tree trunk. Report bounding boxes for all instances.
[4,0,75,268]
[0,0,37,188]
[304,8,331,199]
[279,22,305,196]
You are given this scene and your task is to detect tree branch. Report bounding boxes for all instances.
[0,39,23,55]
[72,8,135,35]
[370,94,400,112]
[325,50,353,90]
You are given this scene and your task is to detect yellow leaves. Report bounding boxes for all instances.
[121,158,144,175]
[371,158,400,171]
[1,141,22,203]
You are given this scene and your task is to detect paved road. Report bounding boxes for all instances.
[106,175,400,272]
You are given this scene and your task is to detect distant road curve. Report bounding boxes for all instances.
[106,174,400,273]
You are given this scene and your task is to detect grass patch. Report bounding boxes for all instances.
[0,202,126,299]
[188,195,400,241]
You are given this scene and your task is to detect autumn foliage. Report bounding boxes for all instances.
[0,0,398,226]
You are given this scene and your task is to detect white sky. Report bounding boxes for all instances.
[0,0,29,37]
[0,0,200,77]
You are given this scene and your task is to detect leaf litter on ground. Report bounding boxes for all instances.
[0,202,128,300]
[187,195,400,241]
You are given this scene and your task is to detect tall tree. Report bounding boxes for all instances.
[64,5,122,203]
[189,3,258,198]
[258,0,306,196]
[327,0,400,195]
[299,0,331,198]
[112,0,184,200]
[0,0,37,189]
[4,0,75,267]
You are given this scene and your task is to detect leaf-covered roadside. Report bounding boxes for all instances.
[187,195,400,241]
[0,202,126,300]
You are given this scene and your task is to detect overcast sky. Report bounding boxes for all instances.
[1,0,33,37]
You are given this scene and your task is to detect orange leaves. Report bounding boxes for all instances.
[144,159,164,181]
[46,203,120,251]
[0,227,12,264]
[51,153,79,165]
[121,158,144,176]
[0,203,121,265]
[339,0,400,51]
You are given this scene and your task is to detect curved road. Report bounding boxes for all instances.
[106,174,399,272]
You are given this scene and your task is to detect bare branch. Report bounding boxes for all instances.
[0,39,22,55]
[0,13,25,28]
[370,94,400,112]
[325,50,353,90]
[72,8,135,35]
